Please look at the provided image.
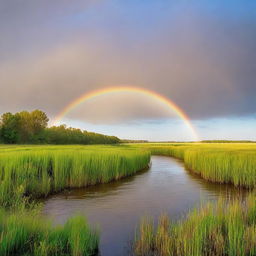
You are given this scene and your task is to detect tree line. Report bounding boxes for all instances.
[0,110,120,144]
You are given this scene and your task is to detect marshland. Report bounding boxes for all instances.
[2,1,256,255]
[0,143,255,255]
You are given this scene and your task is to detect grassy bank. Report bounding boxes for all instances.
[133,143,256,188]
[0,208,99,256]
[131,143,256,255]
[134,193,256,256]
[0,145,150,255]
[1,143,256,255]
[0,145,150,207]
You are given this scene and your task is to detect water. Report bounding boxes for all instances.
[42,156,247,256]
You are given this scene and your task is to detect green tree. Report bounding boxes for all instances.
[0,109,119,145]
[17,110,48,143]
[0,112,20,143]
[30,110,48,132]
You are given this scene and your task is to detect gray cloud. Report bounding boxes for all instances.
[67,93,176,124]
[0,0,255,124]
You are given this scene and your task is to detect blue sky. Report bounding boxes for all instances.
[0,0,255,141]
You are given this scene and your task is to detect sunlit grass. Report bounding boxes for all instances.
[0,145,150,207]
[0,144,150,255]
[1,143,256,255]
[131,142,256,255]
[0,208,99,256]
[134,193,256,256]
[133,143,256,188]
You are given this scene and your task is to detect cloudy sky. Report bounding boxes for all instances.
[1,0,256,141]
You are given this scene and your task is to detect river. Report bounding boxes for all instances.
[43,156,246,256]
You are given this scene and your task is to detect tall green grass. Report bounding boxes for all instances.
[1,143,256,255]
[0,145,150,207]
[134,193,256,256]
[127,143,256,255]
[134,143,256,188]
[0,145,150,255]
[0,208,99,256]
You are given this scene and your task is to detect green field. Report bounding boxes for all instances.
[0,143,255,255]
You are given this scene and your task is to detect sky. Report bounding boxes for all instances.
[0,0,256,141]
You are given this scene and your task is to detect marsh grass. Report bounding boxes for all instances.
[1,143,256,255]
[0,145,150,207]
[130,143,256,255]
[134,143,256,188]
[0,208,99,256]
[134,193,256,256]
[0,145,150,255]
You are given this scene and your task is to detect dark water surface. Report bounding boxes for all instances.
[42,156,247,256]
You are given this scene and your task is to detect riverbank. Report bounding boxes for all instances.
[134,193,256,256]
[133,143,256,188]
[43,156,248,256]
[0,143,255,255]
[131,143,256,256]
[0,145,150,256]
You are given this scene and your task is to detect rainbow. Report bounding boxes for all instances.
[52,86,199,141]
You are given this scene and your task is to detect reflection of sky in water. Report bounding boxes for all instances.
[43,156,248,256]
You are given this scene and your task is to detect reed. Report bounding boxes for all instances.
[0,208,99,256]
[0,145,150,255]
[2,143,256,255]
[134,143,256,188]
[0,145,150,207]
[134,193,256,256]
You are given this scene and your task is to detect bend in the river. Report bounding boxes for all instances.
[43,156,248,256]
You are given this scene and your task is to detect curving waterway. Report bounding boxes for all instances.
[43,156,247,256]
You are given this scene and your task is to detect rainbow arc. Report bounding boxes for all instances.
[52,86,199,141]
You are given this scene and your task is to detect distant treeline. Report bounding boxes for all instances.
[121,139,148,143]
[0,110,120,144]
[201,140,256,143]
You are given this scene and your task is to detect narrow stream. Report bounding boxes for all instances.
[43,156,247,256]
